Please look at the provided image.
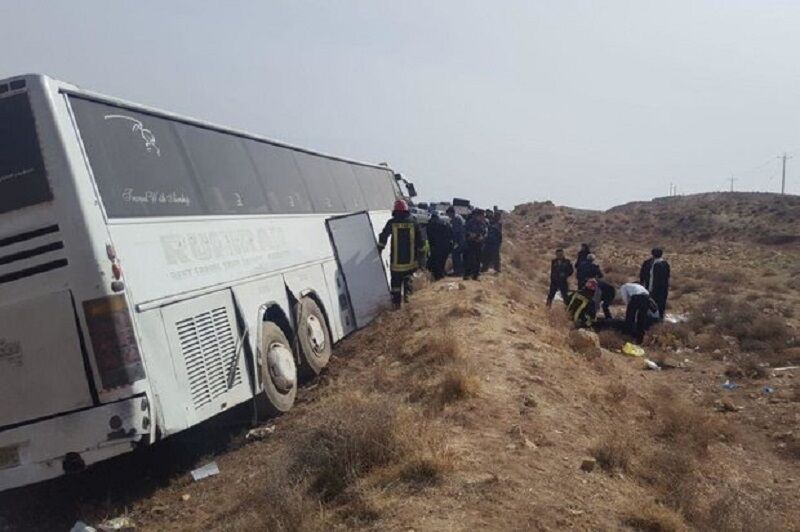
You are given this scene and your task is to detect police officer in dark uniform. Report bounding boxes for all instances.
[547,248,573,307]
[463,208,487,280]
[639,247,671,320]
[378,200,425,307]
[426,211,453,280]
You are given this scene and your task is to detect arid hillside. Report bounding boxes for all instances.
[1,193,799,531]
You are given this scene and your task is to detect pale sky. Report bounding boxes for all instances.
[2,0,799,210]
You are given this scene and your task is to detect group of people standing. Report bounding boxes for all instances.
[548,244,671,343]
[377,200,504,307]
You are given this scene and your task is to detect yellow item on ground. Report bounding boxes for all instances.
[621,342,646,357]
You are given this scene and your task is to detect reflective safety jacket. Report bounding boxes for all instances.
[378,213,425,273]
[567,289,596,328]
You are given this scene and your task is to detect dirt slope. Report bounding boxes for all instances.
[2,193,800,531]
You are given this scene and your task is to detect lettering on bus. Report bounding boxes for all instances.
[160,227,290,266]
[122,188,192,206]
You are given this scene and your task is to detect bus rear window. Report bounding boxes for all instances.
[0,93,51,215]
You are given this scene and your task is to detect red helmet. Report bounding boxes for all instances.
[393,199,409,212]
[585,278,599,291]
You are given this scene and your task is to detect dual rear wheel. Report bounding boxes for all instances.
[257,298,332,416]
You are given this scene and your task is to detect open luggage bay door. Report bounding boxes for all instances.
[326,211,390,331]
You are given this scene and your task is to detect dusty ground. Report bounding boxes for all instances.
[1,192,799,531]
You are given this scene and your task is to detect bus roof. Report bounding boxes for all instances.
[2,73,396,174]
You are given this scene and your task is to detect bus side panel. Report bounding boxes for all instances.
[282,263,337,335]
[133,309,191,436]
[367,210,392,281]
[158,290,252,428]
[229,274,292,389]
[321,261,351,341]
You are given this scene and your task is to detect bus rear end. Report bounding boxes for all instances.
[0,76,150,491]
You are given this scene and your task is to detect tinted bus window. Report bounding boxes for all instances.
[327,160,367,212]
[356,166,397,210]
[0,93,51,215]
[245,141,313,213]
[176,124,269,215]
[294,153,345,213]
[70,97,205,217]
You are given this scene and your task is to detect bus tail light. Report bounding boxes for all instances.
[82,295,145,390]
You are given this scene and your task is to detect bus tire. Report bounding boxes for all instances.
[256,322,297,417]
[296,298,332,377]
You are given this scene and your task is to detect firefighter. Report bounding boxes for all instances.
[378,200,425,307]
[547,248,573,307]
[463,208,487,280]
[619,282,658,343]
[426,211,453,281]
[639,247,671,320]
[567,278,599,328]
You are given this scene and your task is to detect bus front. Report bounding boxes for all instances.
[0,75,150,492]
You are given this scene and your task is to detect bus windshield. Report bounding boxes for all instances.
[0,93,51,215]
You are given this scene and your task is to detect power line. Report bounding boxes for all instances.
[779,153,793,195]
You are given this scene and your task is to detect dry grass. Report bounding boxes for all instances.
[590,431,633,472]
[435,365,481,407]
[597,329,626,351]
[650,386,728,452]
[622,499,686,532]
[604,382,630,404]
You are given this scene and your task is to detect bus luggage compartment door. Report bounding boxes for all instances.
[0,291,94,428]
[325,211,391,330]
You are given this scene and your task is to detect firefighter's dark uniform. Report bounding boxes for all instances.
[547,257,574,306]
[378,211,425,307]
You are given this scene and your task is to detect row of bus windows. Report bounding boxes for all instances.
[69,96,398,218]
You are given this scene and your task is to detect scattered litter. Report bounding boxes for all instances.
[663,313,689,324]
[773,366,800,372]
[71,522,96,532]
[763,386,775,394]
[644,359,661,371]
[97,517,136,532]
[246,425,276,441]
[191,461,220,481]
[443,282,460,291]
[181,494,192,502]
[722,380,740,390]
[621,342,645,357]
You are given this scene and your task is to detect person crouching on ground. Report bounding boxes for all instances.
[378,199,425,308]
[547,248,573,307]
[619,282,658,343]
[463,208,487,280]
[567,278,599,328]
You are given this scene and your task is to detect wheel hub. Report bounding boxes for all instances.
[306,315,326,353]
[267,342,296,393]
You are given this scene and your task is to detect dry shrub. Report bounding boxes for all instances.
[701,485,782,532]
[434,365,480,408]
[446,302,481,319]
[637,445,699,513]
[597,329,626,351]
[289,392,448,501]
[508,249,537,278]
[605,382,629,404]
[590,431,633,472]
[694,332,728,352]
[694,297,791,351]
[650,386,726,452]
[622,499,686,532]
[645,323,692,350]
[410,327,462,364]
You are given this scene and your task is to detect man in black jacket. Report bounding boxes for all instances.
[378,200,426,307]
[426,212,453,281]
[576,253,603,289]
[639,247,671,320]
[547,248,573,307]
[481,211,503,273]
[575,243,591,270]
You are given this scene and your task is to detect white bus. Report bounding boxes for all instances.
[0,74,403,491]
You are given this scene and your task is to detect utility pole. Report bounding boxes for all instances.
[729,174,735,192]
[780,153,792,195]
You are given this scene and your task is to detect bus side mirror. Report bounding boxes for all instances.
[406,183,417,198]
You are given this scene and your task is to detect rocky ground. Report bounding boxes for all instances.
[1,192,799,531]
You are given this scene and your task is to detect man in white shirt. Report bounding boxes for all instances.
[619,282,656,343]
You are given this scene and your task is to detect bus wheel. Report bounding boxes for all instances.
[296,298,332,377]
[257,322,297,416]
